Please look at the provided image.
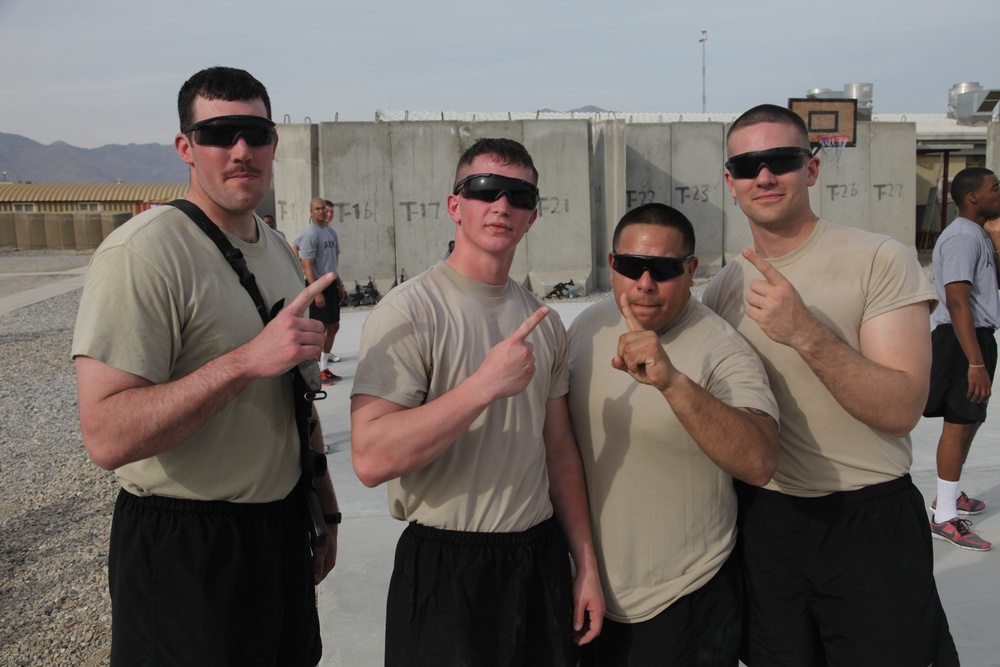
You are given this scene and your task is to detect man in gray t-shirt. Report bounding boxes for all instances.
[298,198,345,384]
[925,167,1000,551]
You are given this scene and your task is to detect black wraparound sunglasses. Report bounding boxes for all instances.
[611,253,694,282]
[453,173,540,210]
[182,115,277,147]
[724,147,812,179]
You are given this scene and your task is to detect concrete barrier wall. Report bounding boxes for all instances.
[593,120,627,292]
[274,124,318,241]
[816,123,872,236]
[524,120,592,295]
[670,123,725,274]
[273,118,919,295]
[870,122,916,247]
[387,122,461,294]
[320,122,395,294]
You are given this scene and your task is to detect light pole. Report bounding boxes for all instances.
[699,31,707,113]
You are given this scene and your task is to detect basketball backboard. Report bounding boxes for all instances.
[788,98,858,147]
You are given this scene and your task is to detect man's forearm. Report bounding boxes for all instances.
[78,347,258,470]
[662,375,778,485]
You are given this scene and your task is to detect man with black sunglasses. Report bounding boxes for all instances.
[567,203,778,666]
[702,104,957,666]
[351,138,604,665]
[73,67,339,666]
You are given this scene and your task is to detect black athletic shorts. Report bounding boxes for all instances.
[309,283,340,325]
[108,488,321,667]
[735,476,958,667]
[580,551,741,667]
[385,517,578,667]
[924,323,997,424]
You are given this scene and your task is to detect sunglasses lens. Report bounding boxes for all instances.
[726,148,808,179]
[186,116,277,147]
[612,255,688,281]
[457,174,539,210]
[193,125,275,147]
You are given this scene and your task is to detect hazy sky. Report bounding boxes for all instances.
[2,0,996,148]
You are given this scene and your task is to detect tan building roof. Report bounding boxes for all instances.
[0,183,187,203]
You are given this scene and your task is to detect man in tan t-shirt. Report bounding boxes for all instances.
[568,203,778,666]
[351,138,603,666]
[72,66,339,666]
[702,103,957,666]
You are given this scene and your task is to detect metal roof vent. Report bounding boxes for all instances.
[807,83,873,119]
[949,82,1000,125]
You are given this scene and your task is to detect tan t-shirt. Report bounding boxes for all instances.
[702,220,936,496]
[72,205,305,502]
[352,261,568,533]
[567,297,777,622]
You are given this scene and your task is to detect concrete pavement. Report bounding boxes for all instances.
[315,300,1000,667]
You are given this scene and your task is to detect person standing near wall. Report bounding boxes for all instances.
[298,196,345,384]
[924,166,1000,551]
[351,137,604,666]
[702,103,958,666]
[73,66,339,666]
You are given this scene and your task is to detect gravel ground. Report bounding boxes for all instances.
[0,287,117,667]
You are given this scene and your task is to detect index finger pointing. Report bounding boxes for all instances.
[510,306,550,342]
[741,247,785,285]
[288,273,336,317]
[619,292,645,332]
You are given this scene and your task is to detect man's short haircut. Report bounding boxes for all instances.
[454,138,539,185]
[612,203,695,255]
[727,104,810,152]
[177,66,272,131]
[951,167,996,206]
[324,200,333,207]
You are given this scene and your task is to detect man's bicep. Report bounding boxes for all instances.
[859,302,933,380]
[76,355,153,409]
[350,393,409,426]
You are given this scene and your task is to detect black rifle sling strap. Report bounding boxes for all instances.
[169,199,329,549]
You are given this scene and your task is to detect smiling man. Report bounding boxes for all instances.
[702,104,957,666]
[351,138,604,666]
[567,203,778,666]
[924,167,1000,552]
[73,67,339,666]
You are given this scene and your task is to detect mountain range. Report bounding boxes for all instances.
[0,132,187,184]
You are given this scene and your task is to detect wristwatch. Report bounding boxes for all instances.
[323,512,342,525]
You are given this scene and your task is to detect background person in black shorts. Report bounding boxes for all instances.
[299,197,345,385]
[924,167,1000,551]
